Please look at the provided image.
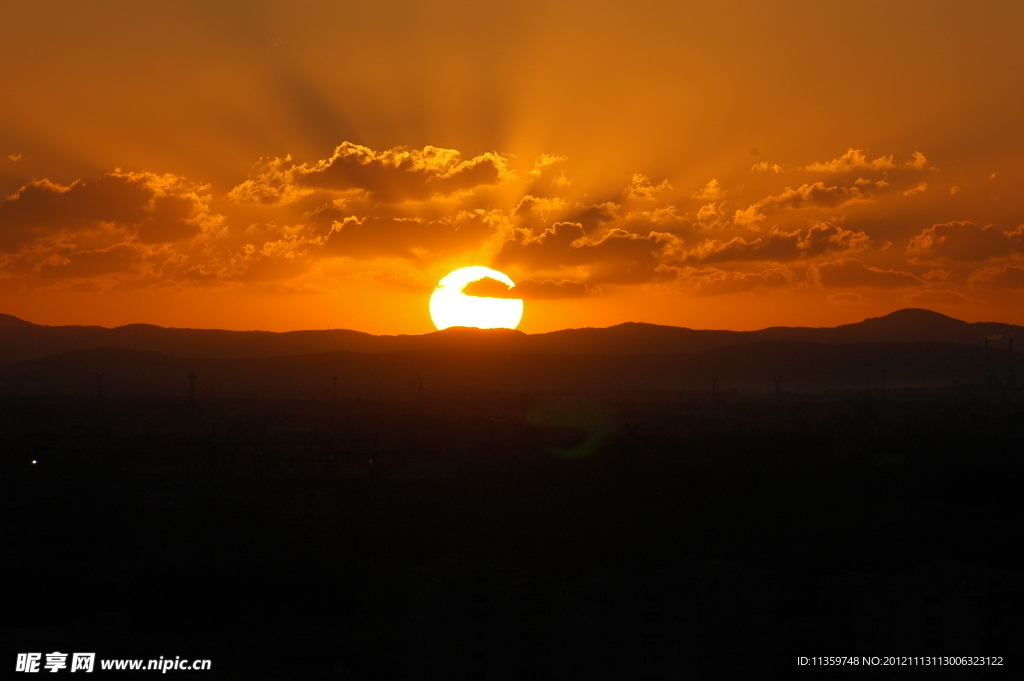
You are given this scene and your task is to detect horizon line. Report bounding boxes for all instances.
[1,307,1009,337]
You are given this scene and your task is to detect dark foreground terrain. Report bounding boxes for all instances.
[3,384,1022,679]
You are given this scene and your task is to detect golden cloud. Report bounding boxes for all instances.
[229,142,511,205]
[0,171,217,253]
[684,223,868,264]
[496,221,679,285]
[625,173,673,200]
[803,148,915,173]
[733,182,865,225]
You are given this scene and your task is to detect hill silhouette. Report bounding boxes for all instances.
[0,309,1019,367]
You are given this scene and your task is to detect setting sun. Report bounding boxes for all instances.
[429,266,524,331]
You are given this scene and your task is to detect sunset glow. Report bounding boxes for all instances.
[1,2,1023,333]
[4,4,1021,675]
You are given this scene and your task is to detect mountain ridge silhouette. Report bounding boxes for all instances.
[0,308,1019,366]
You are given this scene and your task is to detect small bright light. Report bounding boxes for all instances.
[31,460,37,464]
[429,266,523,330]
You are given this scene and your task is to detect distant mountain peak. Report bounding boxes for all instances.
[875,308,960,322]
[0,313,33,328]
[856,308,970,331]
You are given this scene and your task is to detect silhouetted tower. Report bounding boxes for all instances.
[332,374,339,401]
[96,373,104,400]
[773,375,781,403]
[187,357,197,411]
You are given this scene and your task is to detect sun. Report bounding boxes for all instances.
[429,266,524,331]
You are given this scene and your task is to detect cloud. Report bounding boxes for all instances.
[496,221,678,284]
[301,198,353,228]
[901,181,928,196]
[227,155,313,206]
[694,202,726,228]
[228,142,511,205]
[460,275,516,298]
[461,276,593,300]
[515,278,593,299]
[692,179,723,200]
[625,173,673,200]
[696,203,722,221]
[804,148,897,173]
[514,195,570,221]
[968,264,1024,289]
[528,154,568,179]
[684,223,867,264]
[827,291,868,305]
[816,259,919,289]
[905,151,929,170]
[907,221,1024,262]
[686,266,796,296]
[7,153,22,162]
[570,202,621,231]
[0,140,1008,310]
[621,205,683,232]
[0,171,217,253]
[733,182,863,225]
[323,209,504,260]
[36,243,145,280]
[804,149,931,174]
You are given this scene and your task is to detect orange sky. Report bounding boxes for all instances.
[2,1,1023,333]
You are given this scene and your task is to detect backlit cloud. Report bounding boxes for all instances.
[751,161,784,173]
[625,173,673,200]
[496,221,678,285]
[462,276,593,300]
[686,266,797,296]
[733,182,864,225]
[804,148,919,173]
[685,223,868,264]
[692,179,724,200]
[229,142,511,205]
[968,264,1024,289]
[817,259,920,289]
[907,221,1024,262]
[0,171,219,253]
[323,209,505,260]
[901,181,928,196]
[0,137,1019,328]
